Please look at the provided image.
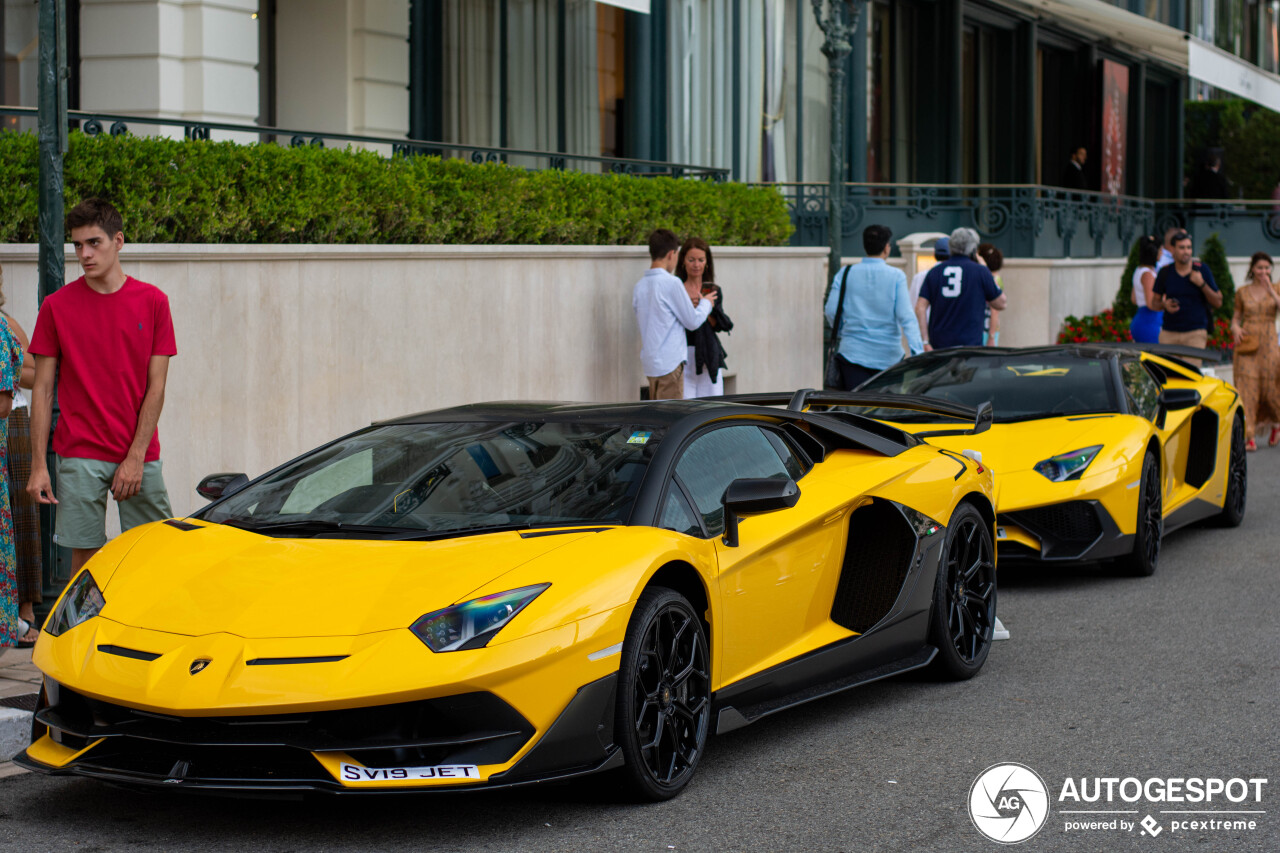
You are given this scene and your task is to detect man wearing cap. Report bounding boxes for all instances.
[909,236,949,314]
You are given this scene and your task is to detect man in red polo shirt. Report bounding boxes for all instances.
[26,198,178,573]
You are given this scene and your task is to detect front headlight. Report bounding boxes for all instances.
[45,570,106,636]
[1033,446,1102,482]
[410,584,550,652]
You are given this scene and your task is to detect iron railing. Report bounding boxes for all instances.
[0,106,730,181]
[765,182,1280,260]
[766,183,1154,259]
[1151,201,1280,259]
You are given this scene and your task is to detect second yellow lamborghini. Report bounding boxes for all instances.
[851,344,1245,576]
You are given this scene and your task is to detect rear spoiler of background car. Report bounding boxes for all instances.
[1094,342,1226,371]
[721,390,993,437]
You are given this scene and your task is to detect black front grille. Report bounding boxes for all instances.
[76,741,334,786]
[40,682,534,770]
[1003,502,1103,545]
[997,541,1041,561]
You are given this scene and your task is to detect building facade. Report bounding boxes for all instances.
[5,0,1280,257]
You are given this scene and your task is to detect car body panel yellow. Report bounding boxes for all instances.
[32,604,628,723]
[24,734,104,769]
[96,524,597,638]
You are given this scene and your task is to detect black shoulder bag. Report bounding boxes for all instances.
[823,265,853,390]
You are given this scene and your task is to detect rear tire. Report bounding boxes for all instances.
[1117,451,1162,577]
[613,587,711,802]
[1214,414,1247,528]
[928,503,995,680]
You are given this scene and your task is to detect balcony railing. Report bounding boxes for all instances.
[0,106,730,181]
[765,183,1280,260]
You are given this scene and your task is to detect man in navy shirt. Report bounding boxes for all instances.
[1151,231,1222,367]
[916,227,1007,349]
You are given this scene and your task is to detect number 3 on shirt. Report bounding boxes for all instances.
[941,266,963,298]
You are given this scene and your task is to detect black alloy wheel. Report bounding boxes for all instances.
[1117,451,1162,576]
[1214,414,1247,527]
[614,587,711,801]
[928,503,996,680]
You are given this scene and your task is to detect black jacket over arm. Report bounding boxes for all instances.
[685,285,733,383]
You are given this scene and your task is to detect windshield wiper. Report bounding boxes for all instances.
[218,517,619,541]
[383,521,620,542]
[218,518,408,537]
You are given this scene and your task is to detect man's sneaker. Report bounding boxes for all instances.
[992,616,1010,641]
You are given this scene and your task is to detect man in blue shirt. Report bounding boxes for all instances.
[632,229,715,398]
[1151,230,1222,367]
[823,224,924,389]
[916,227,1007,349]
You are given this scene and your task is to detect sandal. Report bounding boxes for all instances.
[1270,427,1280,447]
[1247,438,1258,452]
[15,618,37,648]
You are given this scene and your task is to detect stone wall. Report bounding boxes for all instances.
[0,244,826,521]
[1,243,1255,524]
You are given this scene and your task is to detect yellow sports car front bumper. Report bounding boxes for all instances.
[19,603,634,794]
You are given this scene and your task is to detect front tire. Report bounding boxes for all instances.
[928,503,996,680]
[613,587,711,802]
[1214,414,1247,528]
[1117,451,1162,576]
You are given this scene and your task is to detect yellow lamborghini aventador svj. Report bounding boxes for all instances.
[852,344,1245,576]
[21,396,998,800]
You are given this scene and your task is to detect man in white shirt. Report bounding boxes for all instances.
[632,229,716,399]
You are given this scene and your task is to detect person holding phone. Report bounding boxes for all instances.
[676,237,733,398]
[1150,231,1222,367]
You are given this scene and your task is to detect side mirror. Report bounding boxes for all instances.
[1158,388,1201,411]
[1156,388,1200,428]
[197,472,249,501]
[721,477,800,547]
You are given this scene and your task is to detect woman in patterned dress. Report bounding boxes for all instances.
[0,311,22,647]
[1229,252,1280,451]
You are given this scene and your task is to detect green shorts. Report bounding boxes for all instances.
[54,456,173,550]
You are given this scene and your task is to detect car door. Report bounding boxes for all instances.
[670,424,850,690]
[1132,359,1208,512]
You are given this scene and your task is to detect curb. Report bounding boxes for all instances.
[0,707,30,762]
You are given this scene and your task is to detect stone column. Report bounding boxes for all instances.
[78,0,259,130]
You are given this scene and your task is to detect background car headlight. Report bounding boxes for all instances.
[410,584,550,652]
[45,570,106,636]
[1033,446,1102,482]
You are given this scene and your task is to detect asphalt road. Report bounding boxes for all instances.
[2,452,1277,853]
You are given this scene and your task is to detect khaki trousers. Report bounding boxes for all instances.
[647,363,685,400]
[1158,328,1209,367]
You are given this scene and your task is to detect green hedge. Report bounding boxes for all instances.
[0,131,794,246]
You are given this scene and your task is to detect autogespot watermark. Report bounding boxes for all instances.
[969,763,1051,844]
[967,765,1268,844]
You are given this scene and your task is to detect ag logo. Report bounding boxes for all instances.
[968,762,1050,844]
[189,658,212,675]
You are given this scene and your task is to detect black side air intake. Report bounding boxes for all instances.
[1185,408,1219,489]
[830,500,916,633]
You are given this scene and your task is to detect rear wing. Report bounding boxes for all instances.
[1091,342,1226,369]
[719,390,993,437]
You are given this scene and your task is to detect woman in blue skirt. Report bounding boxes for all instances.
[1130,235,1162,343]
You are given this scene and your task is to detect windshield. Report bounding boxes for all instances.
[201,421,665,536]
[855,353,1118,422]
